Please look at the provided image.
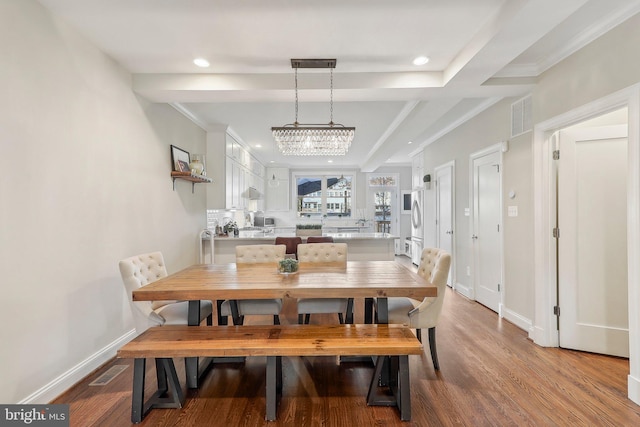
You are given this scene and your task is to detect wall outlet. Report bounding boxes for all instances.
[466,266,471,276]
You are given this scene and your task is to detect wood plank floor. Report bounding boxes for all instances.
[53,257,640,426]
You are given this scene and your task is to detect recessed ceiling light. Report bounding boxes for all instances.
[408,141,413,144]
[193,58,210,68]
[328,159,334,163]
[412,56,429,66]
[255,144,262,148]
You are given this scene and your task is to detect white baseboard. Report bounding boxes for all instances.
[454,282,473,299]
[502,306,533,333]
[19,329,137,404]
[629,374,640,405]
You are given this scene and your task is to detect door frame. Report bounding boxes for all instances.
[532,84,640,404]
[469,143,504,313]
[434,160,456,288]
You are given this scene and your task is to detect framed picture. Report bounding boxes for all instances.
[170,145,190,172]
[401,191,412,214]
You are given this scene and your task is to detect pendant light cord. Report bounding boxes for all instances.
[294,67,299,125]
[330,68,334,125]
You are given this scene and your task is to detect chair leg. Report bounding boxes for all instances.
[338,313,344,324]
[428,327,439,370]
[416,328,422,343]
[297,314,304,324]
[206,313,213,326]
[305,314,311,324]
[273,315,280,325]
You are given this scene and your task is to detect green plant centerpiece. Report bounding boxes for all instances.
[223,220,238,236]
[278,258,299,274]
[296,224,322,230]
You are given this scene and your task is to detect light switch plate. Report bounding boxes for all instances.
[464,208,470,216]
[508,206,518,217]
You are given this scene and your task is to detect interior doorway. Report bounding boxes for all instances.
[532,86,640,405]
[435,161,455,287]
[366,174,400,254]
[471,145,503,314]
[554,110,629,357]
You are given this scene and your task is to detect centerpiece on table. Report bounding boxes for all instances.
[295,224,322,237]
[278,258,299,275]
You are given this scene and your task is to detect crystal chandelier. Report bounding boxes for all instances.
[272,59,355,156]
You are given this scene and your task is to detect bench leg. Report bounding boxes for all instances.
[131,359,146,423]
[266,356,278,421]
[398,355,411,421]
[130,358,185,424]
[367,355,411,421]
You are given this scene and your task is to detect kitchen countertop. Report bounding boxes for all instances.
[211,232,398,241]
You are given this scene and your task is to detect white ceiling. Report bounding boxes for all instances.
[38,0,640,171]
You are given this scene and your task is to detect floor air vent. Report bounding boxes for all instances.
[88,365,128,386]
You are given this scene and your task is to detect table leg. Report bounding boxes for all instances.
[345,298,354,324]
[364,298,374,323]
[186,300,201,389]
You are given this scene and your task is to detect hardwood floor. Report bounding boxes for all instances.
[53,256,640,426]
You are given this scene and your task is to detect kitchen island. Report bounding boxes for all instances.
[203,231,399,264]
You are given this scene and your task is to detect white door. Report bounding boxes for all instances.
[435,162,454,286]
[472,149,502,313]
[557,125,628,357]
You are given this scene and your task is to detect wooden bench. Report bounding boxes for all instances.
[117,324,423,423]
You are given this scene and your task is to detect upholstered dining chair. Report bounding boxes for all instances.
[119,251,213,335]
[305,236,334,243]
[219,244,286,325]
[275,236,302,259]
[382,247,451,370]
[296,243,352,324]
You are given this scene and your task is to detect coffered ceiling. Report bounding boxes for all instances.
[38,0,640,170]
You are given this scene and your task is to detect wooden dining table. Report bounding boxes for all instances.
[132,260,436,390]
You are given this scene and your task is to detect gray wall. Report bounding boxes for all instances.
[0,1,208,403]
[420,12,640,329]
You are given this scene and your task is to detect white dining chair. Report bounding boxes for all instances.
[118,251,213,335]
[296,243,352,324]
[382,247,451,370]
[219,244,286,325]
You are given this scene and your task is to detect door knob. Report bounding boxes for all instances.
[472,234,478,240]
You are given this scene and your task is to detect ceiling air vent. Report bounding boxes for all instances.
[511,95,532,137]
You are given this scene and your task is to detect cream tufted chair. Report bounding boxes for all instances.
[119,252,213,335]
[296,242,347,263]
[219,244,286,325]
[296,243,352,324]
[382,247,451,370]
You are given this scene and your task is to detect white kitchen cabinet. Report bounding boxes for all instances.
[412,152,424,189]
[225,133,265,210]
[265,167,289,211]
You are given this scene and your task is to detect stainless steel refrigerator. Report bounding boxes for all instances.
[410,189,424,265]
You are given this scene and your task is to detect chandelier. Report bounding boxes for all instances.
[272,59,355,156]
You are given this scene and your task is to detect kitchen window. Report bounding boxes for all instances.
[294,173,354,218]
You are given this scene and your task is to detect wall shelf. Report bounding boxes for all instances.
[171,171,212,193]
